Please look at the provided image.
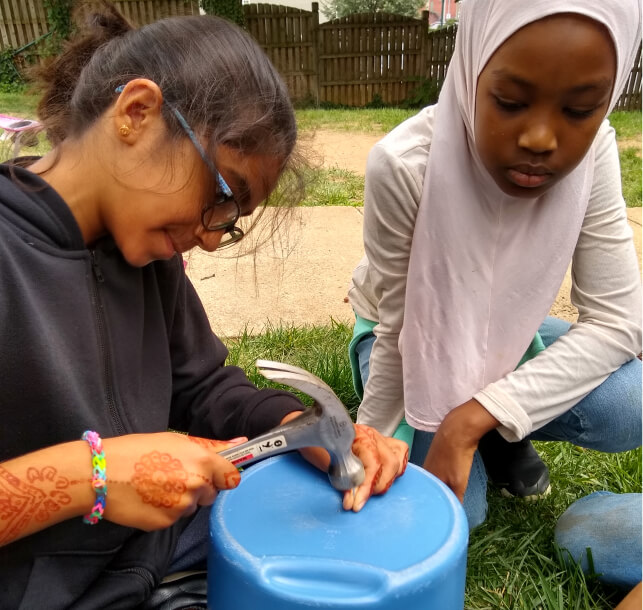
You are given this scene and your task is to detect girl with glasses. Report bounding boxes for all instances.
[0,3,408,607]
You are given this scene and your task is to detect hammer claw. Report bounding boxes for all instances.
[258,370,338,408]
[257,359,335,393]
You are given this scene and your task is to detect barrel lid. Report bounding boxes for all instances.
[211,454,467,572]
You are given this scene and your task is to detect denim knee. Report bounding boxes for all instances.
[169,506,211,573]
[555,492,642,589]
[575,357,642,451]
[538,316,571,347]
[533,318,642,452]
[534,356,642,452]
[355,332,376,388]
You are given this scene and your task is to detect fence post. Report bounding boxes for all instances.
[421,9,430,80]
[311,2,320,106]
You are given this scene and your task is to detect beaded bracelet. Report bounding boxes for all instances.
[81,430,107,525]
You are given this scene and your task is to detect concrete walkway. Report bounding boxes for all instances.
[186,207,364,338]
[187,206,642,338]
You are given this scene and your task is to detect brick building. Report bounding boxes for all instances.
[425,0,459,26]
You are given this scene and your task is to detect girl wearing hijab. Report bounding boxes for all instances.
[347,0,642,546]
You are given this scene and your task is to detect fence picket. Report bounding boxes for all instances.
[615,44,642,111]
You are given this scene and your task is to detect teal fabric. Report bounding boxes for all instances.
[349,312,377,400]
[517,332,546,368]
[391,419,416,447]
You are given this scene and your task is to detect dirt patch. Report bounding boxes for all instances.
[618,137,642,157]
[301,129,383,175]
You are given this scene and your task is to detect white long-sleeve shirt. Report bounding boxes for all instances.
[348,106,641,441]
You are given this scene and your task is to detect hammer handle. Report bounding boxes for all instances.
[219,407,322,469]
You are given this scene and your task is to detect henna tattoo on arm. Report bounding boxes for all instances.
[0,466,77,545]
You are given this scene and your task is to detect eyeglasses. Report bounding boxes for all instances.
[115,85,244,249]
[166,104,244,249]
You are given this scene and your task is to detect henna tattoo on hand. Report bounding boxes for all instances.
[131,451,189,508]
[186,435,243,453]
[186,436,241,488]
[0,466,73,545]
[401,447,409,475]
[186,436,211,450]
[352,425,380,459]
[224,471,241,489]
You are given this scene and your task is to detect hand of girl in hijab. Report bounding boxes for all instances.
[423,400,498,502]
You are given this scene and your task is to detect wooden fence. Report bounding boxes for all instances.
[245,4,436,106]
[614,44,642,111]
[244,3,318,103]
[0,0,198,51]
[0,1,49,50]
[111,0,199,25]
[424,22,455,89]
[317,12,431,106]
[1,0,641,110]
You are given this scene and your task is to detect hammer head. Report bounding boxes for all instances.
[257,360,365,491]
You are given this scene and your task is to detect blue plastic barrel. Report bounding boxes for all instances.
[208,454,467,609]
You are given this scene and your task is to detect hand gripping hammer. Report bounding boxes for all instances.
[220,360,365,491]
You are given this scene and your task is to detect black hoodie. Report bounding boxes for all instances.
[0,164,303,608]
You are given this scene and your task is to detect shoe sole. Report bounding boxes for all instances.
[495,468,552,500]
[500,483,552,502]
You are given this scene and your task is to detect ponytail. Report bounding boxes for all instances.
[30,1,132,145]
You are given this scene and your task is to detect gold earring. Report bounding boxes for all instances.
[119,124,131,137]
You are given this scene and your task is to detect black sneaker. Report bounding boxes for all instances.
[478,429,551,500]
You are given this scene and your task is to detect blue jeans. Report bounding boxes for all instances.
[554,491,642,589]
[354,317,642,530]
[169,507,211,573]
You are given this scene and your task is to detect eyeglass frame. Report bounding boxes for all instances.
[115,85,244,249]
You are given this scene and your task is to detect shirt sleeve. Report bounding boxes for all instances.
[355,142,425,436]
[475,120,642,441]
[166,262,304,440]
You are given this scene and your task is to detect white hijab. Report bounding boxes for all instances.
[400,0,642,431]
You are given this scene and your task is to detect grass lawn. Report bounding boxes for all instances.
[0,89,39,118]
[296,106,417,133]
[298,166,366,207]
[1,90,640,608]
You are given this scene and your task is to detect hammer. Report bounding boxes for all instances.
[219,360,365,491]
